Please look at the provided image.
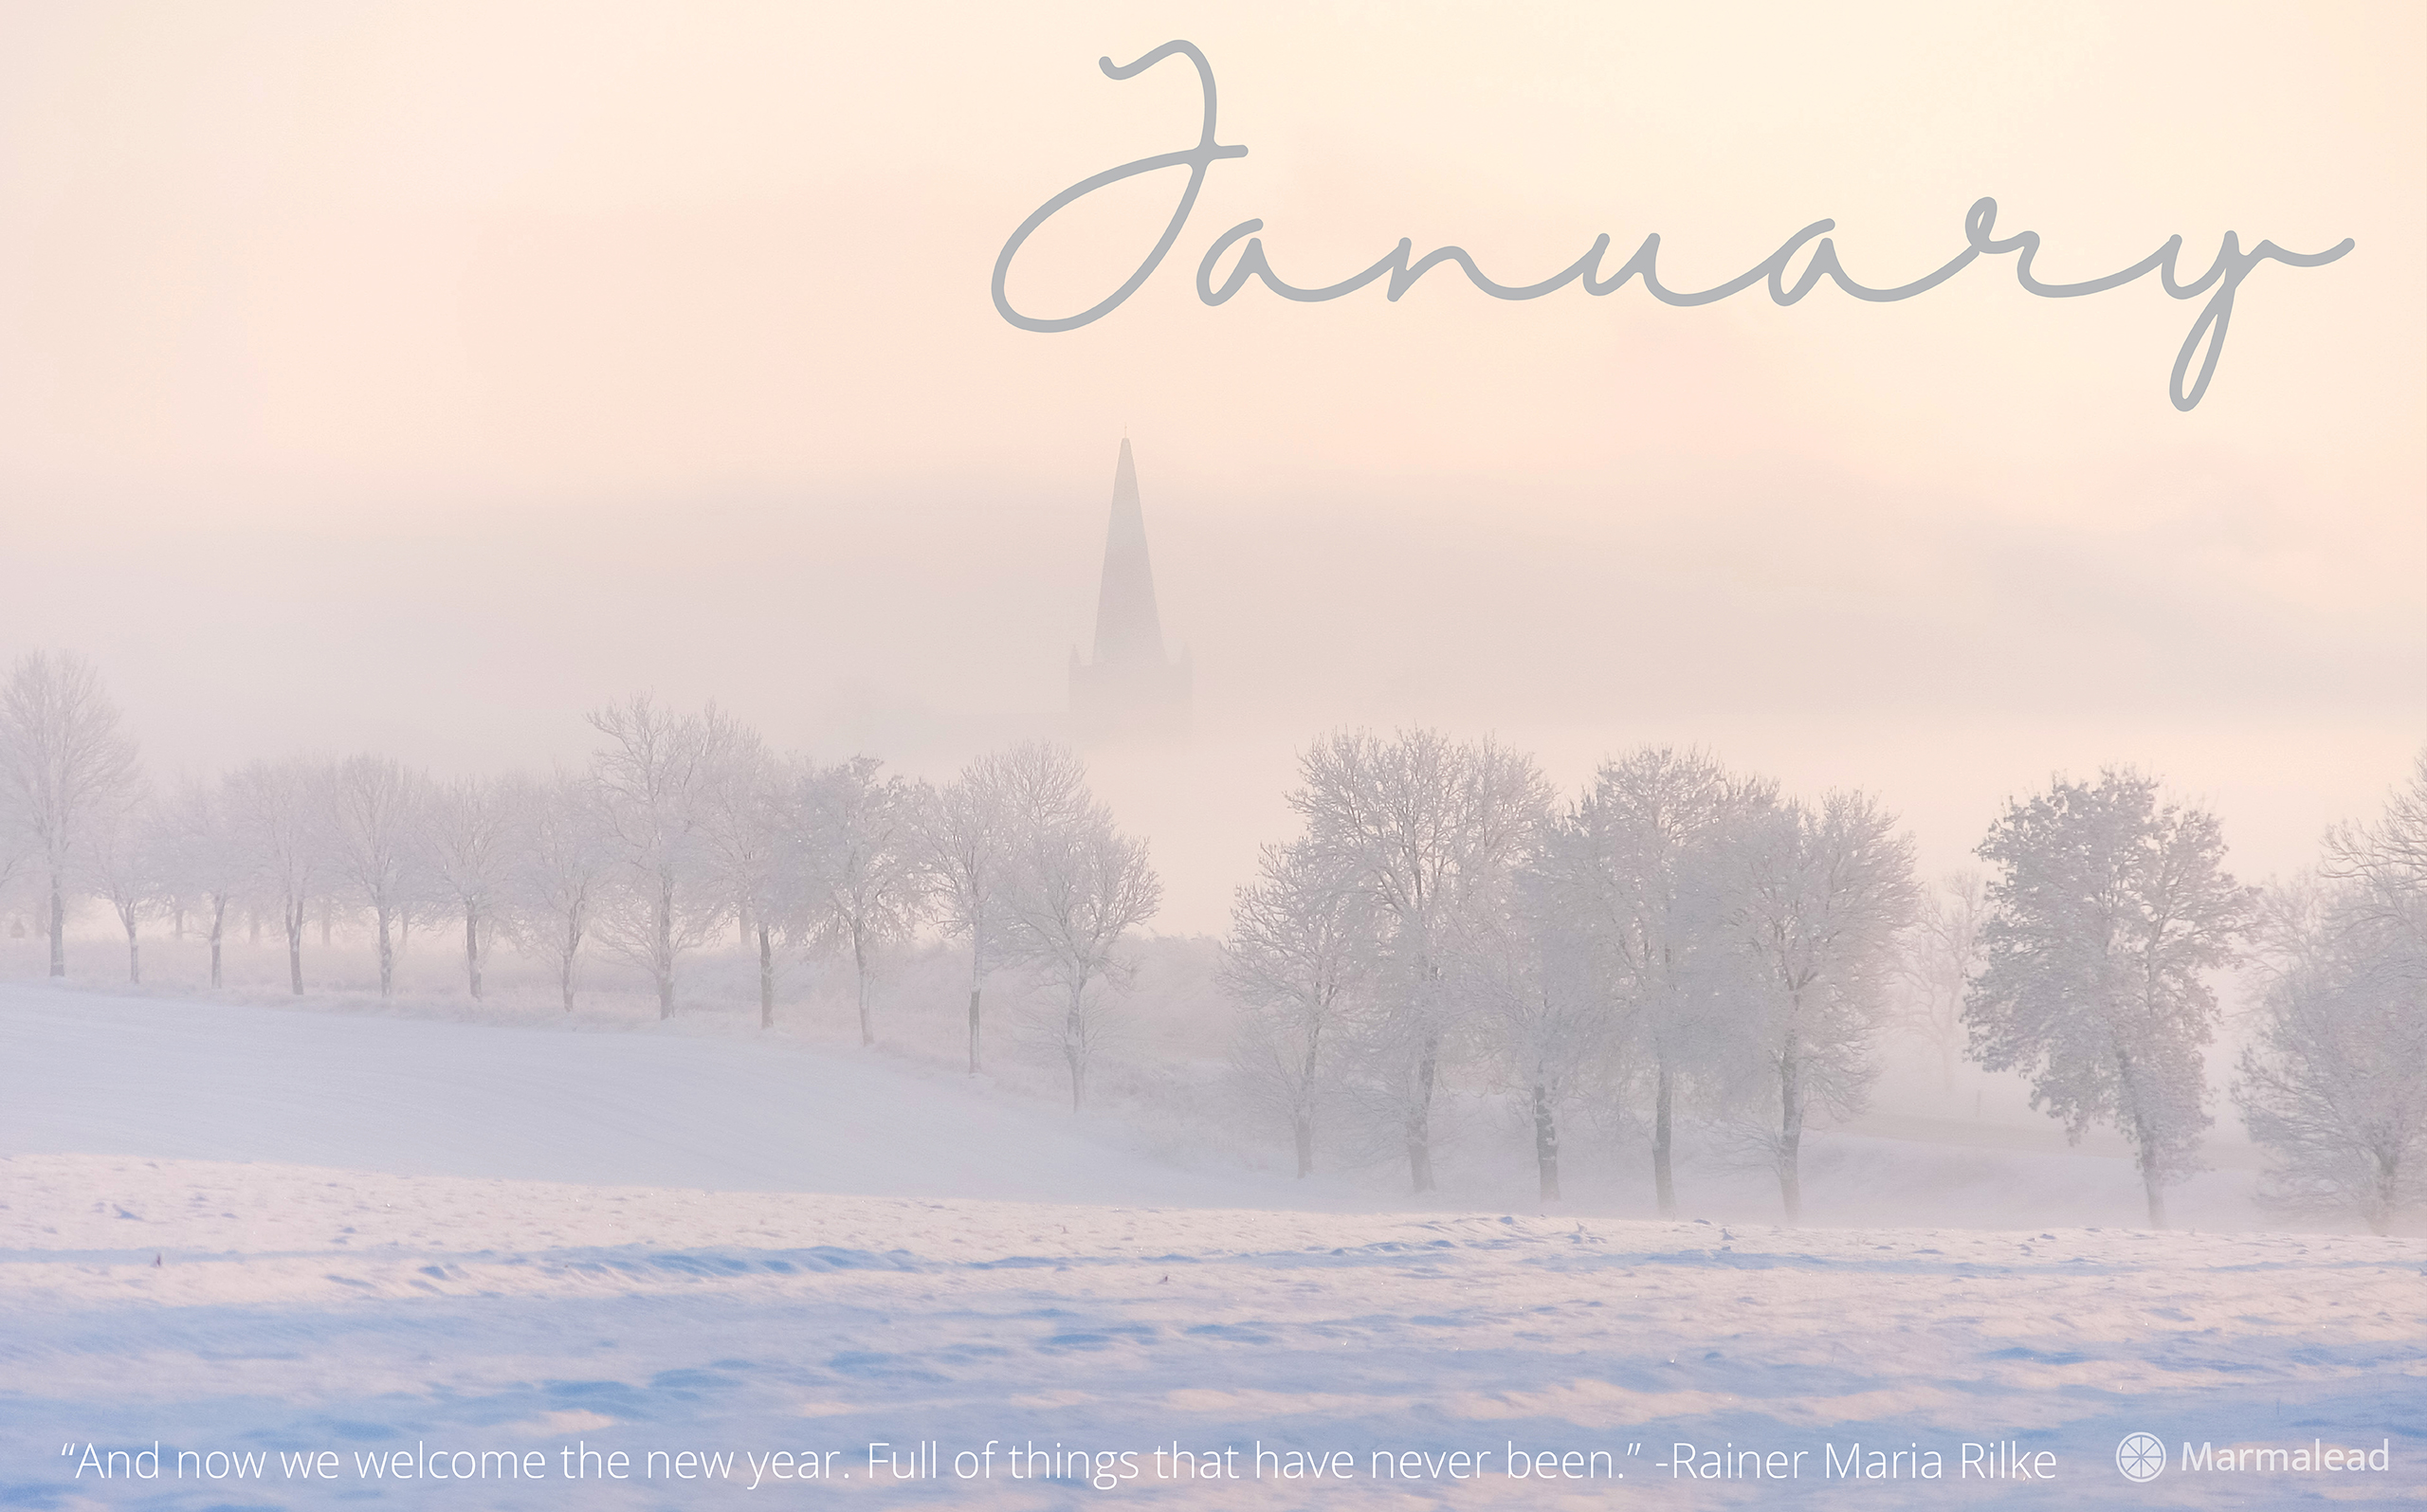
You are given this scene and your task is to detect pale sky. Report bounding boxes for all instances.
[0,2,2418,930]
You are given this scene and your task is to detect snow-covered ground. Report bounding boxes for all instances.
[4,985,2422,1508]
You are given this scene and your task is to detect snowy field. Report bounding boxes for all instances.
[3,985,2423,1509]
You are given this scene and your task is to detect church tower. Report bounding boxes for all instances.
[1069,437,1190,741]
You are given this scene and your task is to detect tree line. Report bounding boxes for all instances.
[0,648,2417,1231]
[1224,732,2425,1234]
[0,650,1159,1112]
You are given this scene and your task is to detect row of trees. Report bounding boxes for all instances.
[0,651,1162,1110]
[4,648,2414,1230]
[1222,736,1917,1218]
[1224,732,2423,1233]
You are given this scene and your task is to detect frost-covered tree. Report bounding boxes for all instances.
[999,764,1159,1113]
[2236,879,2427,1233]
[1966,769,2252,1229]
[227,757,325,993]
[1455,849,1601,1202]
[323,754,428,997]
[1727,791,1918,1221]
[1900,870,1986,1092]
[161,777,246,988]
[2325,747,2427,948]
[0,650,143,976]
[914,749,1024,1073]
[2235,755,2427,1232]
[83,794,165,984]
[1220,838,1375,1176]
[699,733,793,1029]
[1291,729,1548,1193]
[800,756,925,1047]
[1546,748,1756,1215]
[587,697,736,1017]
[512,771,610,1011]
[423,774,520,1001]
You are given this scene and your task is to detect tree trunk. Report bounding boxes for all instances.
[967,985,982,1073]
[654,889,674,1019]
[208,903,224,990]
[1652,1060,1676,1217]
[854,933,873,1047]
[1294,1031,1323,1178]
[757,922,775,1029]
[124,919,140,985]
[1778,1037,1804,1223]
[376,907,395,997]
[285,902,304,994]
[1065,983,1086,1111]
[2131,1090,2167,1228]
[48,870,64,977]
[2121,1050,2168,1230]
[464,902,482,1000]
[1406,1041,1438,1193]
[560,920,579,1011]
[1534,1082,1560,1202]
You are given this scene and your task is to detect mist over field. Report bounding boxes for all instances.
[1,3,2421,1505]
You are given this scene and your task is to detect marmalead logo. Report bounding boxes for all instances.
[2116,1433,2167,1483]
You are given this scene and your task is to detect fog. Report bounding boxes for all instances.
[2,11,2422,1498]
[0,1,2419,1197]
[3,5,2418,944]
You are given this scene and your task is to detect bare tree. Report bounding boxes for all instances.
[1455,851,1602,1203]
[1547,747,1757,1215]
[1000,776,1160,1113]
[2236,755,2427,1232]
[160,777,245,988]
[227,758,324,993]
[1967,769,2252,1229]
[84,794,165,984]
[424,774,520,1001]
[1289,728,1547,1193]
[0,650,143,976]
[1727,791,1919,1221]
[1220,838,1375,1176]
[324,754,427,997]
[587,697,735,1017]
[914,749,1026,1072]
[511,771,610,1011]
[2326,746,2427,949]
[1900,869,1986,1092]
[699,733,793,1029]
[800,756,925,1047]
[2236,876,2427,1233]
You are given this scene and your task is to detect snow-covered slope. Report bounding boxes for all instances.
[5,1152,2422,1508]
[0,985,2290,1230]
[5,984,2423,1508]
[0,986,1267,1206]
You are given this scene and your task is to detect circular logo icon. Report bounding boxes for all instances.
[2116,1433,2166,1483]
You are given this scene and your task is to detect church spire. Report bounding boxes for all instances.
[1069,437,1190,741]
[1090,436,1167,666]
